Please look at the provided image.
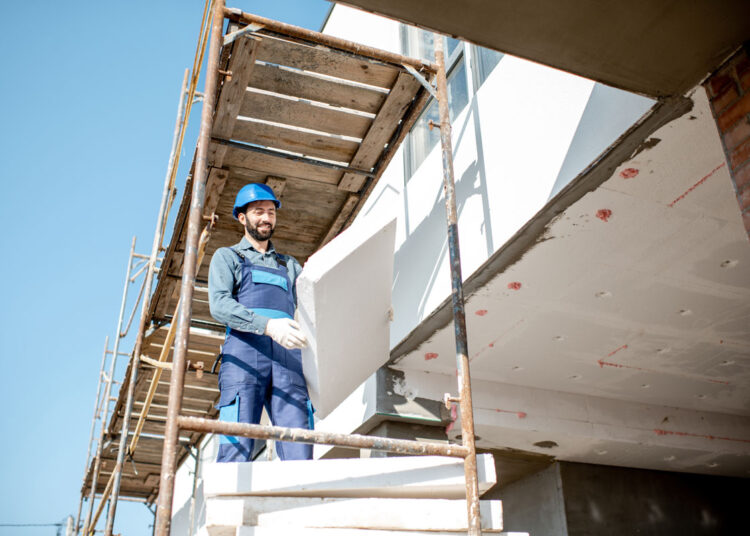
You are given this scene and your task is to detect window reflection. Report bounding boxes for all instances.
[401,25,468,179]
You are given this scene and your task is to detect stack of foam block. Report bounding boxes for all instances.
[196,453,527,535]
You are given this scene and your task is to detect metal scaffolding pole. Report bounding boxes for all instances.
[74,336,110,535]
[434,35,482,535]
[82,237,137,536]
[104,69,192,536]
[154,0,225,532]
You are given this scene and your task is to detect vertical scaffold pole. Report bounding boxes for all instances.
[434,36,482,535]
[74,336,109,535]
[104,68,192,536]
[82,237,137,536]
[155,1,224,533]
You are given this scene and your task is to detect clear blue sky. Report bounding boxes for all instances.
[0,1,331,534]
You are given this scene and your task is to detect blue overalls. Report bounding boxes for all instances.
[216,248,313,462]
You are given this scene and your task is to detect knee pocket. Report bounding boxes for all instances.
[217,384,257,445]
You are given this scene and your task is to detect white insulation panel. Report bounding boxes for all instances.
[298,218,396,418]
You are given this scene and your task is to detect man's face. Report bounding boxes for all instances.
[238,200,277,242]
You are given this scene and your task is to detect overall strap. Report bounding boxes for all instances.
[230,246,287,268]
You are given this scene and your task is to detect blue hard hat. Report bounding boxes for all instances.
[233,183,281,218]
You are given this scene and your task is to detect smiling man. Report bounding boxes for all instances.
[208,182,313,462]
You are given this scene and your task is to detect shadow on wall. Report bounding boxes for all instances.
[548,83,654,199]
[391,160,480,346]
[170,478,205,536]
[391,89,499,347]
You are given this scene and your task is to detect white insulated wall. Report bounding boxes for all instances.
[322,5,656,347]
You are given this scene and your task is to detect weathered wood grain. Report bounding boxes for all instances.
[249,61,387,113]
[317,193,361,248]
[221,144,344,184]
[239,90,372,139]
[210,35,259,168]
[338,71,422,192]
[231,119,360,163]
[256,35,399,88]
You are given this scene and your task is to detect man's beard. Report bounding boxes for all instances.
[246,220,274,241]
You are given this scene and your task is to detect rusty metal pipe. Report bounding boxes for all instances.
[74,336,110,535]
[83,238,136,535]
[154,1,224,534]
[101,237,140,536]
[434,37,482,535]
[120,273,147,337]
[105,63,193,536]
[225,7,437,73]
[177,416,470,457]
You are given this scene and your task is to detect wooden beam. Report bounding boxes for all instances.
[317,193,360,248]
[203,167,229,218]
[210,35,260,168]
[344,81,434,228]
[338,71,422,192]
[265,176,287,201]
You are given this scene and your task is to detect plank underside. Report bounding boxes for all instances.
[239,90,373,139]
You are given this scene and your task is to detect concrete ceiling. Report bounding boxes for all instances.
[389,88,750,477]
[336,0,750,98]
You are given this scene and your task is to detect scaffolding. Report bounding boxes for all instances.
[77,1,483,534]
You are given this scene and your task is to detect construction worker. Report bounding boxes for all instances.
[208,183,313,462]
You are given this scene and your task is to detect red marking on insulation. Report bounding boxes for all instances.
[654,429,750,444]
[620,168,639,179]
[475,309,488,316]
[494,408,527,419]
[606,344,629,359]
[599,344,730,385]
[596,209,612,222]
[668,162,725,207]
[424,352,439,361]
[507,282,522,290]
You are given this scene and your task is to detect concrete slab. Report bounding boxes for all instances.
[298,218,396,418]
[203,453,496,498]
[204,496,502,532]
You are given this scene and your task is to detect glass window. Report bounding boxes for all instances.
[404,58,468,178]
[401,24,469,179]
[472,45,503,89]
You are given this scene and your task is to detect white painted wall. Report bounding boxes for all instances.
[323,4,653,348]
[171,434,219,535]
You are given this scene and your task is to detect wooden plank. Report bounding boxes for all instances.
[317,194,361,248]
[211,35,260,168]
[256,35,399,88]
[338,71,422,192]
[249,62,387,113]
[222,144,343,185]
[345,81,433,229]
[265,176,286,201]
[231,119,359,163]
[203,167,230,218]
[239,90,372,139]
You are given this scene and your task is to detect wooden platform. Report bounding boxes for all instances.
[82,15,434,503]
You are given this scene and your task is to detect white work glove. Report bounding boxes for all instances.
[265,318,308,349]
